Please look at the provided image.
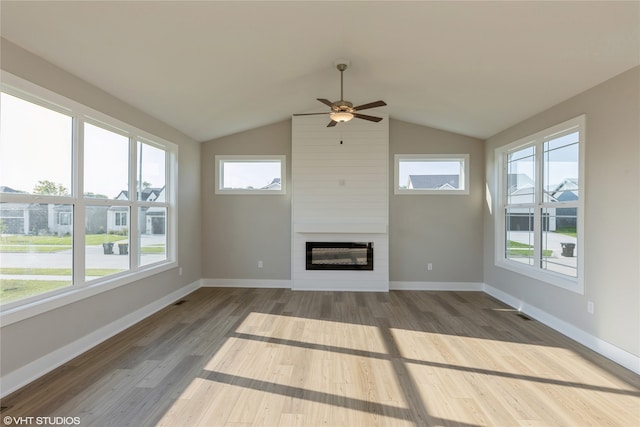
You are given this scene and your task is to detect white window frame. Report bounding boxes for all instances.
[494,115,585,294]
[215,155,286,195]
[394,154,469,195]
[0,71,178,323]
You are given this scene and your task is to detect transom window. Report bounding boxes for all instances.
[0,72,177,309]
[395,154,469,195]
[495,115,584,293]
[215,155,286,195]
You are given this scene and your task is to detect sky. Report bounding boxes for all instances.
[222,161,281,189]
[1,92,165,198]
[398,160,462,188]
[510,131,579,188]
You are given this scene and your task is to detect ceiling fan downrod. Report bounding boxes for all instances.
[337,63,347,102]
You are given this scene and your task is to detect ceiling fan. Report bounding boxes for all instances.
[294,63,387,127]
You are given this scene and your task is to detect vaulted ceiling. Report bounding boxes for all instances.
[1,1,638,142]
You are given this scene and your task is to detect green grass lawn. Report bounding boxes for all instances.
[0,234,135,253]
[0,279,71,304]
[507,240,553,257]
[0,268,127,304]
[555,227,577,238]
[0,234,124,245]
[0,268,123,276]
[0,245,72,253]
[141,245,165,254]
[0,234,125,253]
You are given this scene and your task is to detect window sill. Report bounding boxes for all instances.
[0,261,177,327]
[495,259,584,295]
[394,189,469,195]
[214,189,286,195]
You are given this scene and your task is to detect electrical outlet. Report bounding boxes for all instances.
[427,263,433,271]
[258,260,263,268]
[587,301,594,314]
[178,267,183,276]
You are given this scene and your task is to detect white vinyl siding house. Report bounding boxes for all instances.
[108,187,165,235]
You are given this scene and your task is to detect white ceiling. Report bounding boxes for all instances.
[1,1,638,142]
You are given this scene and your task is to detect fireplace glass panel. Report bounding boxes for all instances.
[306,242,373,271]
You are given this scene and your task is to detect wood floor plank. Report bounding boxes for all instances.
[2,288,639,426]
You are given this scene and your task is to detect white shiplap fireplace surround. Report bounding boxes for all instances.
[292,114,389,291]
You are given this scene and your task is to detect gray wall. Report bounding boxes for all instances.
[0,39,202,377]
[200,118,485,284]
[200,120,293,280]
[484,66,640,357]
[389,120,485,283]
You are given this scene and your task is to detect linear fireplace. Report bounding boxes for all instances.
[306,242,374,271]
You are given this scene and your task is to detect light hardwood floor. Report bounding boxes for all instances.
[2,288,639,426]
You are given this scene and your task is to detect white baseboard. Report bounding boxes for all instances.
[390,281,484,291]
[483,283,640,375]
[0,280,201,398]
[201,278,292,289]
[202,279,484,292]
[292,279,388,292]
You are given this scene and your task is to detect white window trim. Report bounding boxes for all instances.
[0,71,179,320]
[494,115,585,294]
[215,155,286,195]
[394,154,469,195]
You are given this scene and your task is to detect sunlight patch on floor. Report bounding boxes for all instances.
[234,311,390,354]
[156,307,640,426]
[157,313,419,425]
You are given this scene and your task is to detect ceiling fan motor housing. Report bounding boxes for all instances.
[332,101,354,113]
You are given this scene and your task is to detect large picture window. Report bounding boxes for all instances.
[495,115,584,293]
[0,73,177,310]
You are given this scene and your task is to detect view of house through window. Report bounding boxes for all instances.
[137,141,167,266]
[395,154,469,194]
[0,203,75,300]
[139,206,166,267]
[0,79,175,306]
[215,155,285,194]
[498,116,583,291]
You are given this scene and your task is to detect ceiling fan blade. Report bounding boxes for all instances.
[317,98,335,108]
[353,113,383,123]
[327,120,338,127]
[353,100,387,111]
[293,112,329,116]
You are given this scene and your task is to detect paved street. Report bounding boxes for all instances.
[507,230,577,276]
[0,236,166,282]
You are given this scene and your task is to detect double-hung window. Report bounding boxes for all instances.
[0,72,177,310]
[495,115,584,293]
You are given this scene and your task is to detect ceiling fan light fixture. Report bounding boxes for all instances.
[330,111,354,123]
